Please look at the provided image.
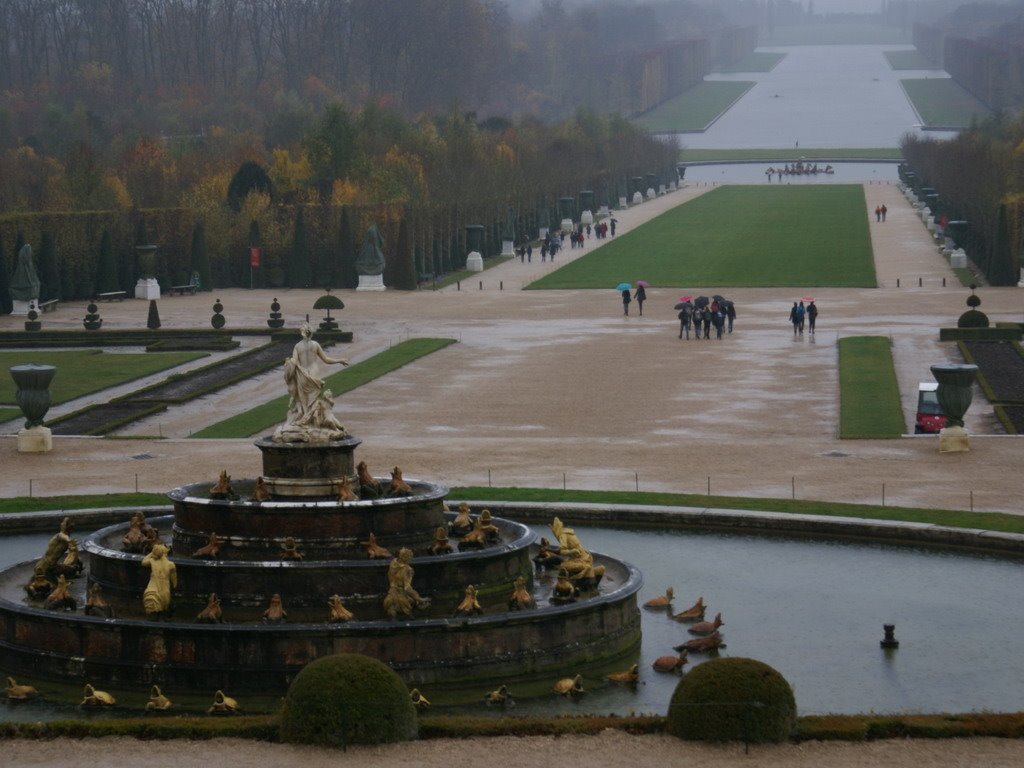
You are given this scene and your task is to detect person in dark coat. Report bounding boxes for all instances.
[702,306,712,338]
[789,302,800,336]
[621,289,631,316]
[678,304,692,339]
[711,307,725,339]
[807,301,818,334]
[725,302,736,333]
[634,284,647,316]
[691,306,703,339]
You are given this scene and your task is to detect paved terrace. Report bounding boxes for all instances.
[1,182,1021,515]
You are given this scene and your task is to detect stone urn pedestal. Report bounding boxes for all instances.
[465,251,483,272]
[931,363,979,453]
[10,363,56,453]
[134,245,161,300]
[356,273,385,291]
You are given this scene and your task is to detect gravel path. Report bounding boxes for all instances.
[5,733,1024,768]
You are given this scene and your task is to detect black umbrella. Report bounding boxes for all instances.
[673,302,692,310]
[719,299,734,309]
[712,294,727,304]
[694,296,710,308]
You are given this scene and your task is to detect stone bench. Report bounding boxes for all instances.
[38,299,59,313]
[97,291,127,301]
[169,282,198,295]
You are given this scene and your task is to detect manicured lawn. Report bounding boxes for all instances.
[0,350,207,407]
[529,185,876,289]
[715,51,785,73]
[901,78,991,128]
[763,23,909,45]
[681,148,901,162]
[838,336,906,438]
[0,407,19,423]
[884,49,939,70]
[193,338,456,438]
[634,81,755,133]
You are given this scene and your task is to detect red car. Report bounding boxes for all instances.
[915,382,948,434]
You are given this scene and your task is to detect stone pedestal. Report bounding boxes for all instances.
[1018,267,1024,288]
[17,426,52,453]
[357,274,385,291]
[539,227,548,240]
[134,278,161,300]
[646,188,656,199]
[255,435,362,497]
[632,192,643,205]
[598,205,610,216]
[580,210,594,226]
[501,239,514,257]
[10,300,36,317]
[465,251,484,272]
[938,425,970,453]
[951,251,967,269]
[618,196,627,209]
[559,218,573,234]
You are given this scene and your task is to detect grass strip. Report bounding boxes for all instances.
[529,185,876,289]
[0,350,206,406]
[714,51,785,73]
[680,148,901,162]
[4,711,1024,741]
[4,482,1024,533]
[900,78,992,128]
[883,49,938,70]
[451,486,1024,534]
[0,407,20,423]
[634,81,755,133]
[193,338,456,438]
[838,336,906,438]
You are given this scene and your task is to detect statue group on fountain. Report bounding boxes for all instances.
[273,322,349,443]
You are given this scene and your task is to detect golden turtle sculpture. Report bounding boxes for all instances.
[6,677,38,701]
[207,689,241,715]
[553,674,585,697]
[145,685,173,711]
[80,683,116,707]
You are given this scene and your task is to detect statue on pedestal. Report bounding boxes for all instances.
[273,323,349,443]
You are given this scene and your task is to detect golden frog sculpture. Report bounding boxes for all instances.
[508,576,535,610]
[383,548,430,619]
[44,574,76,611]
[454,584,482,616]
[195,593,223,623]
[387,466,413,497]
[428,526,452,556]
[327,594,354,622]
[84,583,114,618]
[261,593,287,624]
[550,517,604,588]
[449,502,474,537]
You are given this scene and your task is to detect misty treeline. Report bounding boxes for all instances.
[913,1,1024,112]
[0,0,744,140]
[901,115,1024,286]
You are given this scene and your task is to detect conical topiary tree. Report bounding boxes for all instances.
[336,206,358,289]
[39,231,61,301]
[286,207,313,288]
[392,216,417,290]
[0,238,12,314]
[191,220,212,291]
[95,229,119,294]
[147,299,161,329]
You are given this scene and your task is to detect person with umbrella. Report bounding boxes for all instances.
[806,298,818,334]
[634,281,648,316]
[675,297,693,339]
[617,282,632,315]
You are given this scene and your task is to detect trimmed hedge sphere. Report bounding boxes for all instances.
[279,654,417,746]
[667,657,796,743]
[957,309,989,328]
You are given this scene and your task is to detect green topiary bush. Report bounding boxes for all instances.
[667,657,796,743]
[278,653,417,747]
[957,309,989,328]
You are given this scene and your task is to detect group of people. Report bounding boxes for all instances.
[621,284,646,315]
[514,217,618,263]
[765,162,834,182]
[874,204,888,222]
[677,299,736,340]
[789,300,818,335]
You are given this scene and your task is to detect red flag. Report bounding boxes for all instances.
[250,246,261,268]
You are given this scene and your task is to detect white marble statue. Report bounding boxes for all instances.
[273,323,349,443]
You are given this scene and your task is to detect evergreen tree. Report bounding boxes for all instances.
[392,217,417,290]
[286,207,313,288]
[39,231,61,301]
[0,238,11,314]
[95,229,120,294]
[14,231,25,259]
[336,206,358,289]
[147,299,161,329]
[227,161,273,212]
[190,221,212,291]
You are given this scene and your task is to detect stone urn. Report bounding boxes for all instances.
[10,363,56,452]
[135,244,161,300]
[930,363,978,452]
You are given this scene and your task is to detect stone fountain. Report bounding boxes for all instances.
[0,325,641,696]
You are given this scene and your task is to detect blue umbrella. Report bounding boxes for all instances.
[615,282,632,291]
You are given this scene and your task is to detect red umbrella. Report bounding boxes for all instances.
[802,296,815,302]
[679,295,693,302]
[636,280,650,288]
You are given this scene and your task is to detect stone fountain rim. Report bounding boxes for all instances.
[167,477,449,508]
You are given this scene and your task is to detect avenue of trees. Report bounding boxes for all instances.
[901,114,1024,286]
